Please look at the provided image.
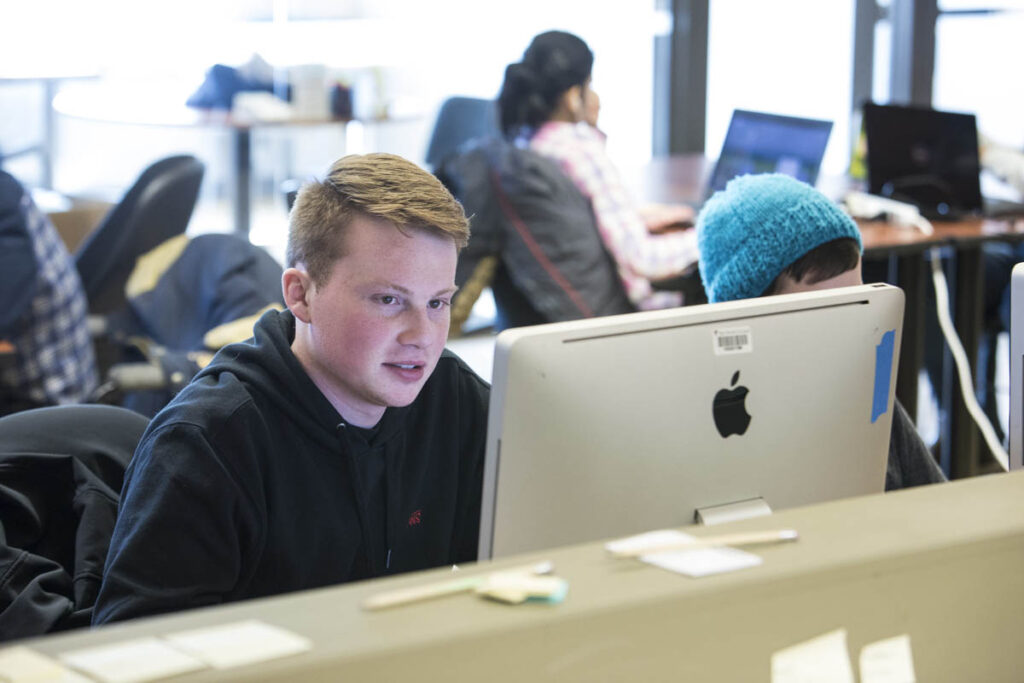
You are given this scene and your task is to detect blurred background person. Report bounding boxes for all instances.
[0,169,97,416]
[497,30,700,311]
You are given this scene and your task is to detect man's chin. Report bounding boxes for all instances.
[381,384,427,409]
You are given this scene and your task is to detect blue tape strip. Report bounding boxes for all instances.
[871,330,896,423]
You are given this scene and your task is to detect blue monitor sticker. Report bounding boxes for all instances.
[872,330,896,423]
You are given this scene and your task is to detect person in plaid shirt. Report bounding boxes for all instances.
[0,170,97,415]
[498,30,699,310]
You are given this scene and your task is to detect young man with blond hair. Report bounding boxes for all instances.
[95,154,490,623]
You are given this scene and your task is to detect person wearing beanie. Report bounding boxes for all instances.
[696,173,946,491]
[496,30,699,311]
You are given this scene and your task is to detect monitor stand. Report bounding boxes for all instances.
[696,497,772,526]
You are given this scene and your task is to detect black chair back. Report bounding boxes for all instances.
[0,405,149,639]
[425,96,499,171]
[75,155,205,315]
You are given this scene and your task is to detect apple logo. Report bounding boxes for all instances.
[713,370,751,438]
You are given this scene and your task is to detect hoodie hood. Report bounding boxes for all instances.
[194,308,410,451]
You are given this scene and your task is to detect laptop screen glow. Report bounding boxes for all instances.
[706,109,834,199]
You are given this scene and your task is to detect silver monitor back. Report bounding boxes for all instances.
[1009,263,1024,470]
[479,284,905,560]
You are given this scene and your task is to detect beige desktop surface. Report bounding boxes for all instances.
[15,470,1024,681]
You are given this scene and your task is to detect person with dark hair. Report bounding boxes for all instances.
[496,30,699,310]
[94,153,490,623]
[697,173,946,490]
[0,170,97,416]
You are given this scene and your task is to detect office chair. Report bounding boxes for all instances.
[282,177,301,212]
[424,96,500,172]
[74,154,205,317]
[91,232,285,416]
[0,404,150,639]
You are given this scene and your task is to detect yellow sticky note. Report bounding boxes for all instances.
[0,646,91,683]
[771,628,855,683]
[163,620,311,670]
[60,637,206,683]
[860,634,916,683]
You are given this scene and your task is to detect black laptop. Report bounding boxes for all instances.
[863,102,1024,220]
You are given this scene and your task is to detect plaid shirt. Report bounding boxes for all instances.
[530,121,699,309]
[0,184,97,407]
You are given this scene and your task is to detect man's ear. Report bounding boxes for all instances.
[282,267,314,323]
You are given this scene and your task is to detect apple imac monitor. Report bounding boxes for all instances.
[1009,263,1024,470]
[479,284,905,560]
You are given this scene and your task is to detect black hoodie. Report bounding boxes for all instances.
[93,309,489,624]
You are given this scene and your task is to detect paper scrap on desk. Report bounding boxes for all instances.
[164,619,312,669]
[0,646,92,683]
[605,529,690,556]
[860,634,916,683]
[771,628,855,683]
[59,637,207,683]
[641,546,762,577]
[605,529,763,577]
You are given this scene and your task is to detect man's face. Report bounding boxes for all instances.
[287,215,458,427]
[773,258,863,296]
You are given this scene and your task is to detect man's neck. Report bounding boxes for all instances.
[290,326,384,428]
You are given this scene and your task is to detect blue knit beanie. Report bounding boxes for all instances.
[696,173,863,303]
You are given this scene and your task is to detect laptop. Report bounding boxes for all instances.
[701,109,834,203]
[479,283,904,559]
[863,102,1024,220]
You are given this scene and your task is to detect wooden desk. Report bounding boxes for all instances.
[17,471,1024,681]
[51,83,352,236]
[863,218,1024,476]
[632,154,1024,478]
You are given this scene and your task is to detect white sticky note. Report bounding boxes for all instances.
[771,628,855,683]
[59,637,207,683]
[606,529,762,577]
[641,546,763,577]
[163,619,312,670]
[860,634,916,683]
[0,646,92,683]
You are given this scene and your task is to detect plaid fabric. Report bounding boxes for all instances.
[529,121,699,310]
[1,190,97,406]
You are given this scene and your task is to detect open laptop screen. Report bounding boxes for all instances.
[705,109,833,198]
[863,102,983,219]
[479,284,904,559]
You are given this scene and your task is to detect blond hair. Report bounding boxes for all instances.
[287,153,470,285]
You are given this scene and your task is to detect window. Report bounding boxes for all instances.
[706,0,856,175]
[933,2,1024,147]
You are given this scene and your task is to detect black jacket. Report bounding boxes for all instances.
[93,309,489,623]
[440,138,635,329]
[886,399,946,490]
[0,405,149,640]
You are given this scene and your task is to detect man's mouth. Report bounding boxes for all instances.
[384,361,427,381]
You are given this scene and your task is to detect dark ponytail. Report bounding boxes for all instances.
[497,30,594,137]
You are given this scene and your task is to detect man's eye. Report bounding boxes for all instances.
[379,295,397,305]
[429,299,450,310]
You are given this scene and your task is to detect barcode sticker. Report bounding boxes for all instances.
[713,327,753,355]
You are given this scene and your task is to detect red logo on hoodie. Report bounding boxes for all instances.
[408,509,422,526]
